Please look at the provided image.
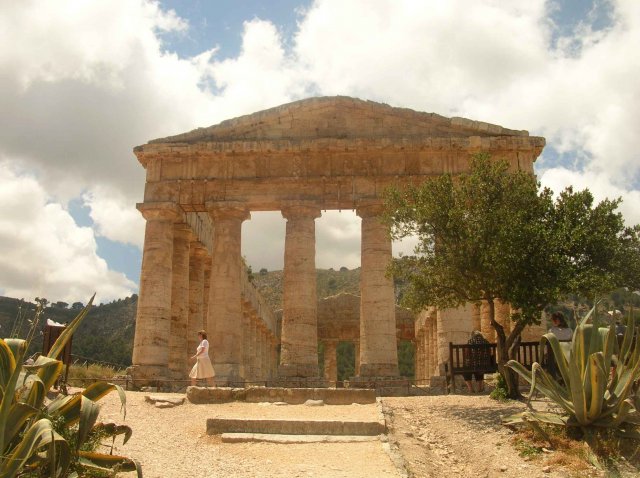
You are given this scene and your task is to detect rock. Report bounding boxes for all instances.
[404,431,414,437]
[155,402,175,409]
[499,465,507,472]
[542,466,551,473]
[273,401,288,406]
[145,395,185,406]
[304,399,324,406]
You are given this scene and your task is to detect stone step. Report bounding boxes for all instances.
[207,418,386,436]
[220,433,381,444]
[187,386,376,405]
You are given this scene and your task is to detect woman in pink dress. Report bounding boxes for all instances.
[189,330,215,386]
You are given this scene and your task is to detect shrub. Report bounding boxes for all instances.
[504,304,640,435]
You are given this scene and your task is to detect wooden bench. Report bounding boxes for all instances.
[446,341,542,392]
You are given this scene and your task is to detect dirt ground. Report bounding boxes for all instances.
[96,390,636,478]
[99,391,399,478]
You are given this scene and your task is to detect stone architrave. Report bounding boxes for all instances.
[356,203,399,378]
[132,202,181,380]
[323,341,338,383]
[206,202,250,385]
[168,223,191,379]
[187,243,207,359]
[279,205,322,378]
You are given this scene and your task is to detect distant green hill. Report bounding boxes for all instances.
[0,295,137,367]
[252,267,361,310]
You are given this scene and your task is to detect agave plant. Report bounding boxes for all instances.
[504,304,640,432]
[0,295,141,477]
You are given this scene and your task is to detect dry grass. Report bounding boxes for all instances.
[66,363,124,386]
[510,423,640,477]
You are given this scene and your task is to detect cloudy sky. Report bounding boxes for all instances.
[0,0,638,304]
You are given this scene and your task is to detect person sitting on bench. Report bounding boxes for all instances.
[463,330,491,393]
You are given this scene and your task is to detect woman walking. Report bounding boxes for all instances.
[189,330,215,386]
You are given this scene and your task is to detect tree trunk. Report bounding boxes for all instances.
[488,298,523,400]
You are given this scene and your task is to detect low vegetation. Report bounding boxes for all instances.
[504,304,640,472]
[0,296,140,477]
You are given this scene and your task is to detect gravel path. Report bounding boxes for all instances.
[98,391,400,478]
[383,395,574,478]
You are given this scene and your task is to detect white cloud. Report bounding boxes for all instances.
[0,163,136,303]
[82,187,145,248]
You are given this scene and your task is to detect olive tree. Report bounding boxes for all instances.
[385,154,639,398]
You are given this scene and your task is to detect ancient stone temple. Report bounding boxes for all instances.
[131,96,545,386]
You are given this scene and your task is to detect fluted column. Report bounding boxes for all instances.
[357,203,399,377]
[323,340,338,383]
[206,202,250,385]
[187,243,207,360]
[168,223,191,379]
[249,318,258,382]
[279,205,322,378]
[132,202,181,380]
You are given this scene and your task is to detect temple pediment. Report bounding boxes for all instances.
[144,96,530,146]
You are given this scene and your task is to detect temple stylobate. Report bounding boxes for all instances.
[130,96,545,386]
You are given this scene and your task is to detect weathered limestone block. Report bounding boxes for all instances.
[132,202,181,380]
[279,205,321,378]
[357,204,398,377]
[206,202,250,384]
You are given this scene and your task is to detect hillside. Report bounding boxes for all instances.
[0,295,137,366]
[252,267,361,310]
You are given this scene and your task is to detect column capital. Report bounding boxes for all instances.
[355,201,385,219]
[137,202,182,222]
[173,222,192,236]
[281,203,322,221]
[205,201,251,221]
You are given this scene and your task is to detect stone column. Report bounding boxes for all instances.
[495,299,512,335]
[430,313,438,376]
[279,205,321,378]
[206,202,250,385]
[241,304,252,381]
[132,202,181,380]
[472,302,482,332]
[249,317,258,382]
[261,326,270,379]
[202,258,212,322]
[256,323,264,381]
[480,300,496,342]
[187,243,207,360]
[323,340,338,383]
[356,204,398,377]
[168,223,191,379]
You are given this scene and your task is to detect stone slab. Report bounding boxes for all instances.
[206,418,386,436]
[187,386,376,405]
[145,395,185,406]
[220,433,381,444]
